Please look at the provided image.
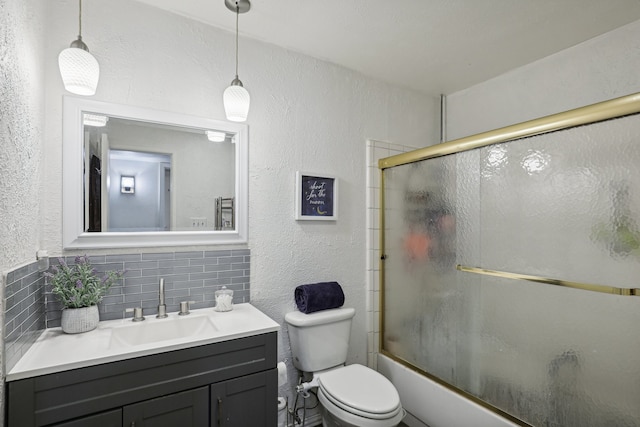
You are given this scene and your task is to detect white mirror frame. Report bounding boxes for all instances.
[62,96,249,249]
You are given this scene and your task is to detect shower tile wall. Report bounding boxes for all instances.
[45,249,251,327]
[4,259,47,373]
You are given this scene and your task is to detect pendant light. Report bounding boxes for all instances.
[58,0,100,96]
[223,0,251,122]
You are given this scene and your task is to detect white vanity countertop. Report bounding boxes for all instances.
[7,303,280,381]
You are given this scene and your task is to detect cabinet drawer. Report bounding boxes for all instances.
[123,386,209,427]
[49,409,122,427]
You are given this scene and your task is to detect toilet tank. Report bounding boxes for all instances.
[285,307,356,372]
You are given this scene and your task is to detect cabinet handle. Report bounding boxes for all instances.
[218,397,223,427]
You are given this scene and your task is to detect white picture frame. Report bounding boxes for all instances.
[295,171,338,221]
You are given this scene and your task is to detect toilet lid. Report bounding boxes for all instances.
[318,364,401,419]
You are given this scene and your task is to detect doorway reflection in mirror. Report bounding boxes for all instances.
[83,116,235,233]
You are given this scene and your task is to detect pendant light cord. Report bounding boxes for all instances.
[235,2,239,78]
[78,0,83,38]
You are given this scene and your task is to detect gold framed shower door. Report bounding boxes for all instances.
[378,92,640,427]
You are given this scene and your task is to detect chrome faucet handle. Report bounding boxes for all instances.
[179,300,196,316]
[126,307,145,322]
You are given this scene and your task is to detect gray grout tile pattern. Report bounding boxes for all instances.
[4,249,251,372]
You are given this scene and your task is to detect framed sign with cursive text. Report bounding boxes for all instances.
[295,171,338,220]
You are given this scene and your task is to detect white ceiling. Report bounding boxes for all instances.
[134,0,640,95]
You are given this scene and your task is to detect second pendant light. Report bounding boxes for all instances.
[223,0,251,122]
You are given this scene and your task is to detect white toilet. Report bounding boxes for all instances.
[285,307,404,427]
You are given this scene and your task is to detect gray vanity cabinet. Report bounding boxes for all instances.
[6,332,277,427]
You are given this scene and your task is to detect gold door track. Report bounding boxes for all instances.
[457,265,640,297]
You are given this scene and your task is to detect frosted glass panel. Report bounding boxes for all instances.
[382,156,460,383]
[382,114,640,426]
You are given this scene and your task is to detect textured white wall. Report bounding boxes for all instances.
[39,0,439,396]
[0,0,46,419]
[446,19,640,139]
[0,1,45,268]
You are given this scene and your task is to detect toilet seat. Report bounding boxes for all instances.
[317,364,402,420]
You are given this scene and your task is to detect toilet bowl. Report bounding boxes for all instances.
[285,308,405,427]
[315,364,404,427]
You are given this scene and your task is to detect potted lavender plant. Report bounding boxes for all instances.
[45,256,124,334]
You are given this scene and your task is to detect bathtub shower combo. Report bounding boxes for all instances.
[378,93,640,427]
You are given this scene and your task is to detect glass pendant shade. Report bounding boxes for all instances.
[58,46,100,96]
[223,82,250,122]
[223,0,251,122]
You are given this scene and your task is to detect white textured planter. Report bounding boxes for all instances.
[61,305,100,334]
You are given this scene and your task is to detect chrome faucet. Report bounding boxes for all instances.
[157,278,168,318]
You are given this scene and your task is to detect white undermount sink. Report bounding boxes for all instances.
[109,314,218,349]
[7,303,281,381]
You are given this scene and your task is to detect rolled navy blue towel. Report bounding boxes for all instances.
[295,282,345,314]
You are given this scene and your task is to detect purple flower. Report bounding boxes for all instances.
[76,280,83,289]
[57,257,67,267]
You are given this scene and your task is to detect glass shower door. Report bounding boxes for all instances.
[381,113,640,427]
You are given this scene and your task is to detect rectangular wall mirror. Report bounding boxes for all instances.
[63,97,248,248]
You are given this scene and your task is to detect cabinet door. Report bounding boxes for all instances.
[211,369,277,427]
[50,409,122,427]
[123,386,209,427]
